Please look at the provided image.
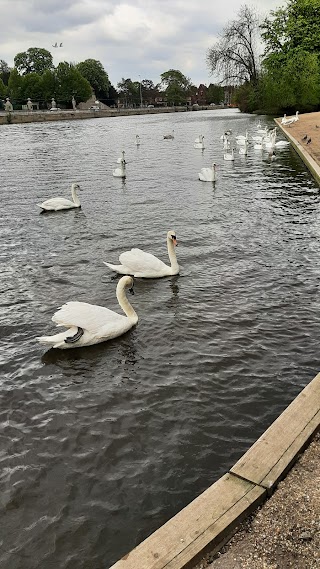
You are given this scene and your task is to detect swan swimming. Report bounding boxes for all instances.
[194,135,205,149]
[104,230,179,278]
[37,276,137,349]
[239,140,248,155]
[113,151,126,178]
[275,140,290,148]
[224,148,235,161]
[37,183,82,212]
[199,163,217,182]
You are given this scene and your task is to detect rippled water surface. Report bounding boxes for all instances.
[1,109,320,569]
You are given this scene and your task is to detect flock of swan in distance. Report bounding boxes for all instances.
[37,114,294,349]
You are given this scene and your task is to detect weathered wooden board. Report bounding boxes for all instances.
[109,473,266,569]
[231,373,320,490]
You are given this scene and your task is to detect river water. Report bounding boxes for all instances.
[1,109,320,569]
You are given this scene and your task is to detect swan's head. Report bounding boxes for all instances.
[119,275,134,294]
[167,230,177,246]
[72,183,81,191]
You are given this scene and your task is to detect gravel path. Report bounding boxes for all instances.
[278,110,320,165]
[193,433,320,569]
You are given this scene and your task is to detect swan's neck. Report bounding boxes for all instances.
[117,285,138,323]
[167,237,179,274]
[71,185,80,206]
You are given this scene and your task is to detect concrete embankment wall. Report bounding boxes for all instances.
[0,106,198,125]
[109,372,320,569]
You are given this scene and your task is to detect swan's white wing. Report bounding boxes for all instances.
[40,197,74,208]
[199,168,214,181]
[119,248,168,274]
[52,301,125,331]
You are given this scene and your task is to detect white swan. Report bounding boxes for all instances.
[194,135,205,149]
[264,129,277,149]
[220,130,232,141]
[199,163,217,182]
[37,276,138,350]
[136,135,141,146]
[275,140,290,148]
[224,148,234,161]
[104,230,179,278]
[164,130,174,139]
[223,137,231,150]
[282,111,299,126]
[37,183,82,212]
[239,140,248,155]
[113,151,126,178]
[236,130,248,143]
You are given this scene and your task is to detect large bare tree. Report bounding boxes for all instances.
[207,5,260,85]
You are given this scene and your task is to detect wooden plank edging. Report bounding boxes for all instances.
[109,372,320,569]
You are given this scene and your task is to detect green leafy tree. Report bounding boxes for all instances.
[261,0,320,56]
[160,69,193,104]
[14,47,53,75]
[207,5,260,85]
[233,81,259,112]
[106,84,118,106]
[8,68,23,100]
[260,0,320,112]
[20,73,43,101]
[77,59,110,101]
[0,59,11,85]
[206,83,225,104]
[40,69,57,105]
[0,77,6,99]
[117,78,139,106]
[55,62,92,105]
[141,79,160,104]
[260,49,320,112]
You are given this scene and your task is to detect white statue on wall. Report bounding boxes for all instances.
[27,98,33,111]
[51,98,57,110]
[4,98,13,112]
[72,96,77,110]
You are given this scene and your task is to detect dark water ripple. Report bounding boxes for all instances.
[1,109,320,568]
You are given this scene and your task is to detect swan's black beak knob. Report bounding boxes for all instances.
[129,287,134,295]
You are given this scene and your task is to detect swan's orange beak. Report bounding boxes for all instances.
[172,237,178,246]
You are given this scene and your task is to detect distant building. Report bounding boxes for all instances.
[191,84,208,106]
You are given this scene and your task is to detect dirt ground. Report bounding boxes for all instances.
[193,433,320,569]
[277,110,320,165]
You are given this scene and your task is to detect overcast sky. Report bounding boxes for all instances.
[1,0,284,87]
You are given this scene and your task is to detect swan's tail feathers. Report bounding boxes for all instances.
[103,261,128,275]
[36,328,77,349]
